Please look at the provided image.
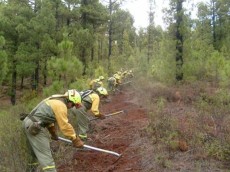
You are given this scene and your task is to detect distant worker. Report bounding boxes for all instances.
[107,76,116,92]
[114,73,122,85]
[22,90,84,172]
[121,70,128,78]
[89,76,105,91]
[70,87,108,140]
[107,73,121,92]
[127,70,134,79]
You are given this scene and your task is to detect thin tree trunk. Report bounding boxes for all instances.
[108,0,112,72]
[147,0,155,63]
[20,76,24,89]
[81,48,87,75]
[11,59,17,105]
[43,59,47,86]
[91,47,94,61]
[211,0,217,49]
[34,60,39,90]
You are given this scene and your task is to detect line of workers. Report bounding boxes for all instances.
[22,69,133,172]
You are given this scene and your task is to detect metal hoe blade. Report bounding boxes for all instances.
[58,137,121,157]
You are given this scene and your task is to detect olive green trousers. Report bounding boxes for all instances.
[23,117,56,172]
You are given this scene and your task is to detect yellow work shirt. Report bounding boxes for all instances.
[88,93,100,116]
[47,99,76,141]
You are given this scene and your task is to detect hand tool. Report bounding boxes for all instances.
[90,110,126,121]
[58,137,122,157]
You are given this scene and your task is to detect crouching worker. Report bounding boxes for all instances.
[89,75,105,91]
[22,90,84,172]
[70,87,108,140]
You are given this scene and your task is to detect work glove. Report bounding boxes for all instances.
[96,113,106,120]
[72,136,84,148]
[47,126,58,141]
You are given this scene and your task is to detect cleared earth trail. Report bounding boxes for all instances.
[58,88,150,172]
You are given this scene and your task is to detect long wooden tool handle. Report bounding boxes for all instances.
[90,110,125,121]
[58,137,121,157]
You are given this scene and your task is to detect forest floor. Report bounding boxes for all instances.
[1,81,230,171]
[57,86,153,172]
[55,82,230,172]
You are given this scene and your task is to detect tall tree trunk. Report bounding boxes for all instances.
[81,0,88,75]
[147,0,155,63]
[43,59,47,86]
[108,0,112,73]
[211,0,217,49]
[175,0,184,81]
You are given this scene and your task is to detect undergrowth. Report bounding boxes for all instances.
[134,76,230,171]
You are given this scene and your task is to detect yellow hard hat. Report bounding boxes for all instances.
[65,89,82,104]
[99,76,104,80]
[113,74,120,79]
[96,87,108,96]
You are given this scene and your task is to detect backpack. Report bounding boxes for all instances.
[80,89,94,99]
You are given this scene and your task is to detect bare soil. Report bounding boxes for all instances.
[57,87,153,172]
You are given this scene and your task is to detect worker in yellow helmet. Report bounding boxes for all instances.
[22,90,84,172]
[89,76,105,91]
[113,73,121,84]
[107,72,122,92]
[69,87,108,140]
[107,76,116,92]
[127,70,134,79]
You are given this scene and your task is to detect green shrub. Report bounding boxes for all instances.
[43,81,65,97]
[0,106,29,171]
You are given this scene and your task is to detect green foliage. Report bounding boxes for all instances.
[122,30,134,56]
[0,107,29,171]
[155,153,172,168]
[42,81,65,97]
[16,43,36,77]
[0,36,8,85]
[148,96,180,145]
[69,77,89,91]
[206,51,225,82]
[151,57,176,84]
[73,28,94,51]
[183,31,215,82]
[204,138,230,161]
[94,65,107,78]
[48,56,83,88]
[0,0,230,169]
[219,60,230,87]
[193,88,230,161]
[19,90,38,103]
[47,36,84,89]
[58,33,74,59]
